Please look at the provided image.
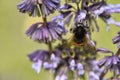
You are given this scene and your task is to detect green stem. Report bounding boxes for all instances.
[113,65,117,79]
[76,3,80,11]
[65,0,68,4]
[40,11,53,53]
[48,42,53,53]
[82,72,87,80]
[74,70,79,80]
[39,3,47,25]
[100,69,107,80]
[42,15,47,26]
[116,48,120,56]
[81,0,88,9]
[82,65,87,80]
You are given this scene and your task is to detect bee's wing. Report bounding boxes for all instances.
[88,40,96,50]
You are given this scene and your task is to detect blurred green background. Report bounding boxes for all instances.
[0,0,120,80]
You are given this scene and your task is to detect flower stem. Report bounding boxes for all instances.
[116,48,120,56]
[40,11,53,53]
[81,0,88,9]
[82,71,87,80]
[73,70,78,80]
[48,42,53,53]
[42,15,47,26]
[113,65,117,79]
[39,3,47,26]
[100,69,107,80]
[76,3,80,11]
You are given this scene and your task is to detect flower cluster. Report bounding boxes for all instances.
[54,0,120,31]
[17,0,60,16]
[17,0,120,80]
[26,21,66,43]
[28,49,61,73]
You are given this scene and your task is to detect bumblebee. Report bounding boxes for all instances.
[68,22,96,54]
[69,22,89,47]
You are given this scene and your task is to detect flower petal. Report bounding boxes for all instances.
[32,60,42,73]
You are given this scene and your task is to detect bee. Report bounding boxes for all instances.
[67,21,96,55]
[69,21,89,47]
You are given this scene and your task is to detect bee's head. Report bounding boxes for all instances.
[70,20,89,33]
[76,23,85,28]
[70,22,87,33]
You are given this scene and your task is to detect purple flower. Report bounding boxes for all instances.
[32,60,42,73]
[91,4,120,16]
[54,43,87,78]
[28,50,48,62]
[69,59,75,71]
[113,35,120,44]
[17,0,60,16]
[53,4,87,26]
[113,31,120,48]
[88,70,106,80]
[55,74,68,80]
[99,55,120,75]
[43,53,61,69]
[28,50,48,73]
[40,0,60,16]
[69,59,84,75]
[77,63,84,75]
[54,1,120,32]
[88,1,120,30]
[26,21,66,43]
[85,59,106,80]
[96,48,113,53]
[52,10,73,25]
[88,71,99,80]
[74,10,87,23]
[55,67,68,80]
[17,0,40,16]
[28,49,61,73]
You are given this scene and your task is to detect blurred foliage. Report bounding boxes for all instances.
[0,0,119,80]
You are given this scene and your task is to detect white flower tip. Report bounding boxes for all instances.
[43,62,51,69]
[69,59,75,71]
[58,22,64,27]
[51,54,55,60]
[55,76,60,80]
[78,70,84,75]
[89,71,99,80]
[32,60,42,73]
[70,59,75,65]
[55,75,68,80]
[61,75,68,80]
[115,22,120,27]
[107,18,120,27]
[106,25,110,31]
[77,63,83,69]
